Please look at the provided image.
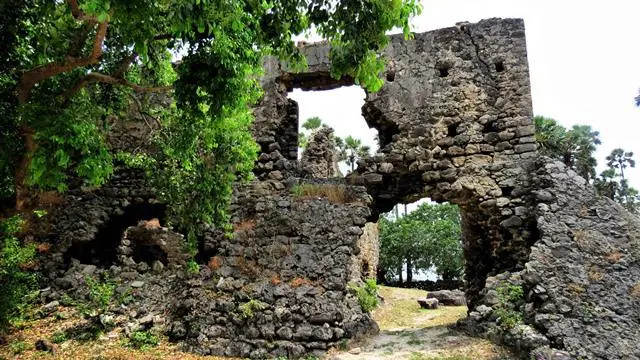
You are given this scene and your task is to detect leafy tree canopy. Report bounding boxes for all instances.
[1,0,421,240]
[378,202,462,283]
[534,115,601,182]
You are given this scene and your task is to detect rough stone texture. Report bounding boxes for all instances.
[300,127,341,178]
[417,298,439,309]
[349,222,379,281]
[39,18,640,360]
[427,289,466,306]
[523,159,640,359]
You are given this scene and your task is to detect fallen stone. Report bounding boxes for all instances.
[417,298,439,309]
[35,339,55,353]
[426,290,466,306]
[42,300,60,313]
[130,280,144,288]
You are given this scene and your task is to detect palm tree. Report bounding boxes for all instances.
[302,116,323,131]
[606,148,635,182]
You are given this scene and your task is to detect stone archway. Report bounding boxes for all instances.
[259,18,538,308]
[255,18,640,359]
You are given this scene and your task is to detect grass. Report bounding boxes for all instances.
[373,286,467,330]
[0,306,234,360]
[291,183,351,203]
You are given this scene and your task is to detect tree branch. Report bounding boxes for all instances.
[63,72,173,100]
[18,20,109,103]
[114,53,138,77]
[67,23,94,57]
[66,0,98,22]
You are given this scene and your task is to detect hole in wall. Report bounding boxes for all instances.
[495,61,505,72]
[437,64,451,77]
[64,202,166,266]
[447,123,458,137]
[377,197,464,291]
[386,71,396,82]
[288,86,378,176]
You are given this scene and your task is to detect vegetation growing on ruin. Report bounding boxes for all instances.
[291,183,351,203]
[350,279,380,312]
[0,0,421,233]
[493,283,524,330]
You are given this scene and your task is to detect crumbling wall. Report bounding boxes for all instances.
[300,127,341,178]
[349,222,379,281]
[40,17,639,360]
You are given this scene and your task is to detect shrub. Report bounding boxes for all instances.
[9,340,28,354]
[84,276,116,313]
[52,331,67,343]
[128,330,159,350]
[494,283,524,330]
[0,216,37,331]
[352,279,379,312]
[186,259,200,273]
[239,299,267,319]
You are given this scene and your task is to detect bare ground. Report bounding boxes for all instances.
[328,286,515,360]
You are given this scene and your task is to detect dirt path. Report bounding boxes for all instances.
[328,286,515,360]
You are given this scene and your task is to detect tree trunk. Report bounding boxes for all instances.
[406,256,413,283]
[14,126,35,211]
[397,264,403,284]
[376,267,387,285]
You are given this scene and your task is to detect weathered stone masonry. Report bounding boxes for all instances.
[41,18,640,360]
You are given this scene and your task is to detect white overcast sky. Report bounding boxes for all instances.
[290,0,640,188]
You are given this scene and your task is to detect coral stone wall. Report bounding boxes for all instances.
[41,17,640,360]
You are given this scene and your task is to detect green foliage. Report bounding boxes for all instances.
[595,148,640,213]
[52,331,68,344]
[493,283,524,330]
[336,135,371,172]
[32,209,47,218]
[9,340,28,355]
[291,184,304,197]
[2,0,419,251]
[534,116,601,182]
[351,279,379,312]
[239,299,267,319]
[84,276,116,313]
[0,216,37,331]
[186,259,200,273]
[128,330,159,350]
[299,116,325,149]
[379,203,463,283]
[338,338,349,351]
[302,116,323,131]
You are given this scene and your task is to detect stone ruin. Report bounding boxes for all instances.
[37,18,640,359]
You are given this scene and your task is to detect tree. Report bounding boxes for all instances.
[378,202,463,284]
[302,116,323,131]
[534,116,601,182]
[299,116,326,149]
[596,148,640,213]
[606,148,635,182]
[1,0,421,239]
[337,135,370,172]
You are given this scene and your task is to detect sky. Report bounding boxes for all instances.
[289,0,640,188]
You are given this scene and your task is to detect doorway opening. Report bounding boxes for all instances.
[289,86,378,177]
